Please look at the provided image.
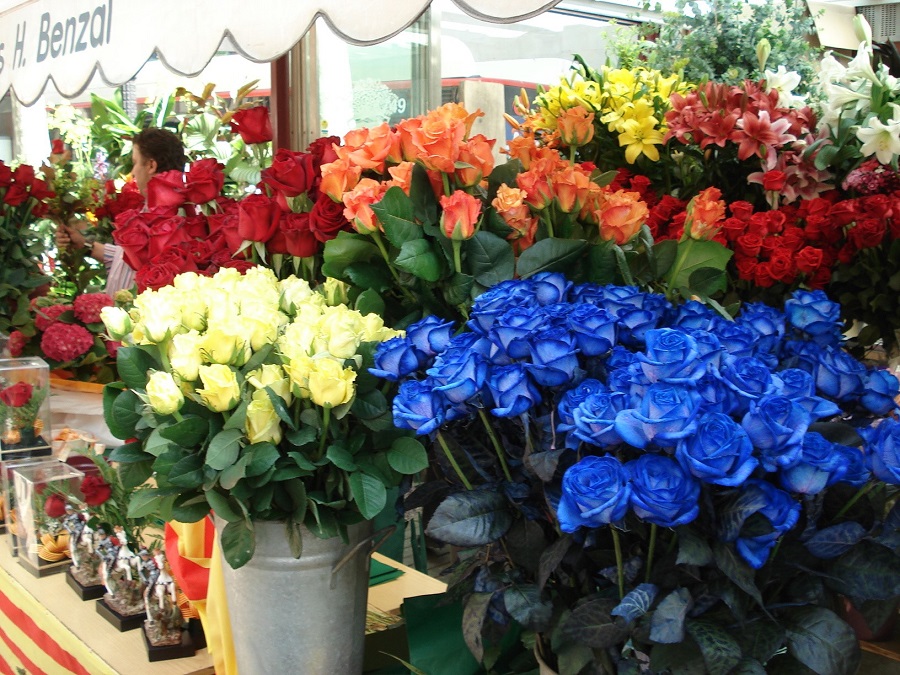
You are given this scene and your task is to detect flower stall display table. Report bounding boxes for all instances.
[0,534,213,674]
[49,379,119,449]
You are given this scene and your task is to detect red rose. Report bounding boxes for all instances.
[281,212,320,257]
[41,323,94,362]
[753,262,776,288]
[729,201,755,222]
[80,475,112,506]
[0,162,11,188]
[808,265,832,289]
[155,245,199,275]
[184,158,225,205]
[761,170,787,191]
[308,195,351,242]
[44,494,67,519]
[230,106,273,145]
[837,242,857,265]
[761,210,786,234]
[860,194,892,220]
[136,261,182,292]
[779,227,806,252]
[768,248,796,284]
[103,182,145,218]
[28,178,55,202]
[12,164,34,186]
[848,217,886,250]
[146,170,187,209]
[735,233,762,258]
[261,149,316,197]
[179,239,215,269]
[3,183,29,206]
[307,135,340,168]
[720,216,746,242]
[218,259,258,273]
[828,200,858,227]
[112,209,153,269]
[0,381,33,407]
[182,214,210,239]
[237,194,281,243]
[208,211,245,256]
[734,255,758,282]
[148,215,191,259]
[795,246,824,274]
[7,331,26,358]
[51,139,65,155]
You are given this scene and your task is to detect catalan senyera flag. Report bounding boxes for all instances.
[166,517,237,675]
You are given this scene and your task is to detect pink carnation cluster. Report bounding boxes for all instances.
[40,323,94,362]
[73,292,114,324]
[34,303,73,332]
[842,159,900,196]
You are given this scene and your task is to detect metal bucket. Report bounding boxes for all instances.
[218,518,374,675]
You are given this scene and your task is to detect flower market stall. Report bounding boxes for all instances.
[2,3,900,674]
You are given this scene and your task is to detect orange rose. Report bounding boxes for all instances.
[409,116,466,173]
[396,117,423,162]
[550,166,592,214]
[387,162,415,194]
[557,106,595,148]
[685,187,726,240]
[427,103,483,138]
[492,184,527,214]
[505,135,538,170]
[455,135,496,188]
[516,158,558,210]
[340,123,401,173]
[596,190,648,245]
[440,190,481,241]
[578,182,606,225]
[342,178,387,234]
[320,158,361,202]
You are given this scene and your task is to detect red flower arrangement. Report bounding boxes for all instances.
[0,382,33,407]
[80,474,111,506]
[43,493,67,518]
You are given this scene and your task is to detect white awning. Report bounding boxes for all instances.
[0,0,560,105]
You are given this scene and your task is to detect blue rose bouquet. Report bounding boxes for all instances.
[373,274,900,674]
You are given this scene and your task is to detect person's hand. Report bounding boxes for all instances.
[55,225,85,250]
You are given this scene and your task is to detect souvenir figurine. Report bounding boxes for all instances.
[140,549,195,661]
[63,503,104,600]
[95,526,146,631]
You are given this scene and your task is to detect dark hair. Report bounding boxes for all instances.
[132,127,186,173]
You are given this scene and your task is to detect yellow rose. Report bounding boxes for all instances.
[169,330,204,382]
[146,371,184,416]
[241,309,288,352]
[239,268,282,310]
[201,328,251,367]
[282,355,314,399]
[197,364,241,413]
[246,389,282,445]
[307,358,356,408]
[247,364,292,406]
[278,322,317,361]
[314,311,361,360]
[321,278,350,306]
[136,293,182,344]
[203,288,241,326]
[172,272,206,292]
[279,276,316,315]
[100,306,133,341]
[178,294,209,333]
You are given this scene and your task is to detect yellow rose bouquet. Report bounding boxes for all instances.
[100,267,426,568]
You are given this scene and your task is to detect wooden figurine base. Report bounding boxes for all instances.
[18,555,69,578]
[187,618,206,651]
[65,566,105,601]
[142,624,196,662]
[96,597,146,632]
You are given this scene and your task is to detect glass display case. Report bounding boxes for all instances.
[0,357,52,460]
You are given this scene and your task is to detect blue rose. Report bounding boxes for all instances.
[784,289,842,346]
[779,432,848,495]
[572,392,630,448]
[427,347,489,405]
[695,372,739,415]
[736,302,786,359]
[569,283,607,307]
[607,363,652,404]
[833,443,871,487]
[719,356,778,415]
[567,304,618,356]
[861,369,900,415]
[406,315,456,357]
[531,272,572,305]
[557,378,607,429]
[781,339,824,374]
[469,280,537,334]
[741,396,810,471]
[447,331,493,357]
[487,363,541,417]
[369,337,427,381]
[617,308,664,347]
[537,303,572,330]
[711,318,757,360]
[675,412,758,486]
[525,327,579,386]
[684,329,724,370]
[606,345,637,370]
[489,306,546,360]
[392,379,446,435]
[557,455,631,532]
[627,454,700,527]
[672,300,717,330]
[615,383,702,449]
[812,346,866,402]
[773,368,841,420]
[864,418,900,484]
[635,329,706,384]
[721,479,800,569]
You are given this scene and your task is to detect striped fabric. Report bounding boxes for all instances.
[0,571,116,675]
[103,244,136,295]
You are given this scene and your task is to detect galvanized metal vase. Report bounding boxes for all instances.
[218,518,373,674]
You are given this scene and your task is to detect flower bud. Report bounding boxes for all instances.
[321,278,350,307]
[146,371,184,416]
[197,364,241,412]
[307,358,356,408]
[101,306,133,341]
[756,38,771,73]
[440,190,481,241]
[557,106,595,148]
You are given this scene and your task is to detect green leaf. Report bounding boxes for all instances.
[611,584,659,624]
[561,598,627,649]
[115,346,159,390]
[171,493,211,522]
[127,489,165,519]
[160,416,210,448]
[686,619,742,675]
[586,240,617,285]
[426,491,513,547]
[219,454,252,490]
[144,425,176,457]
[265,386,296,431]
[223,399,249,431]
[784,607,861,675]
[443,272,474,306]
[461,592,493,663]
[348,472,387,520]
[221,518,255,569]
[729,658,768,675]
[503,584,552,631]
[326,445,358,471]
[354,289,385,317]
[345,263,392,292]
[650,588,693,644]
[168,454,206,488]
[688,266,728,297]
[245,443,281,478]
[118,461,154,491]
[410,163,439,224]
[667,239,733,293]
[677,526,713,565]
[713,542,765,608]
[516,238,588,278]
[284,478,307,523]
[465,231,515,287]
[241,343,274,375]
[394,239,443,282]
[105,388,143,439]
[387,437,429,474]
[108,441,153,464]
[206,429,244,471]
[653,239,678,277]
[205,490,242,522]
[736,620,785,664]
[322,231,380,277]
[826,540,900,600]
[374,187,420,248]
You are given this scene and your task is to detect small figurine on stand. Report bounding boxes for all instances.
[140,549,195,661]
[63,503,104,600]
[95,526,146,631]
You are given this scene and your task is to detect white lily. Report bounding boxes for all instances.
[856,104,900,164]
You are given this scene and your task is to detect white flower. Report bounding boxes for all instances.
[818,53,847,86]
[856,105,900,163]
[764,66,805,108]
[846,44,881,86]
